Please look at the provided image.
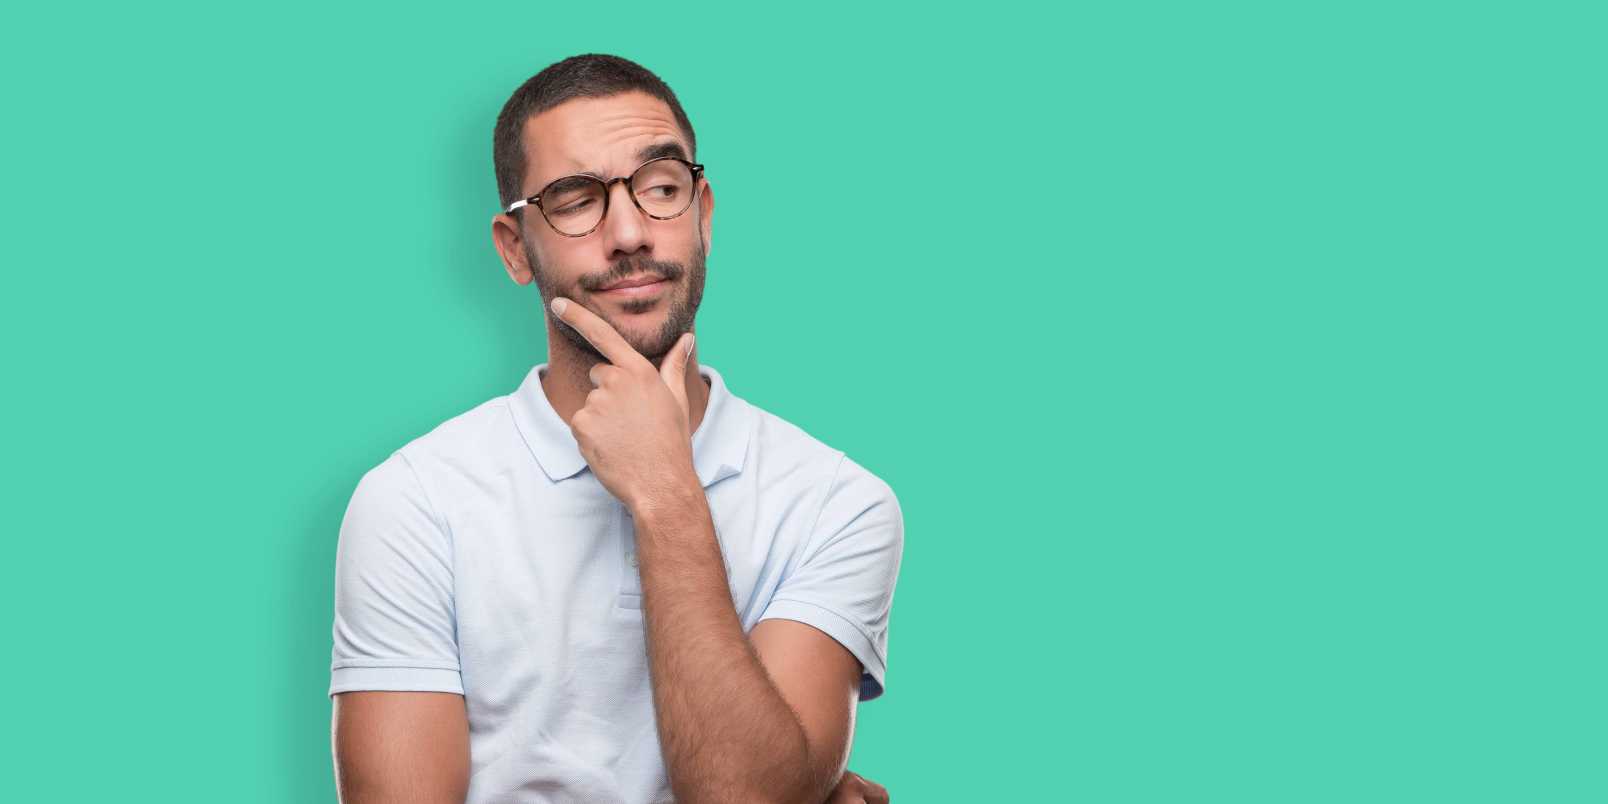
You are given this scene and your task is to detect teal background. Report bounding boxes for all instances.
[3,2,1602,801]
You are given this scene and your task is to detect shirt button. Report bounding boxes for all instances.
[626,551,639,568]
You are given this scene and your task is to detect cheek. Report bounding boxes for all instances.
[538,242,598,286]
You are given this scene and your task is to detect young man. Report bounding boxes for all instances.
[329,54,903,804]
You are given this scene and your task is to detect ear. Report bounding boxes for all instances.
[697,178,714,256]
[492,212,536,285]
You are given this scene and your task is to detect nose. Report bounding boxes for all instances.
[599,177,651,259]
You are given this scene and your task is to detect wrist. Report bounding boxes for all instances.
[627,468,705,526]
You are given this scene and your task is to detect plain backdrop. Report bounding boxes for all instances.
[2,2,1602,801]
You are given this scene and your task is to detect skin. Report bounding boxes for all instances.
[331,90,889,804]
[493,91,714,428]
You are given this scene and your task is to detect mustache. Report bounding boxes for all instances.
[583,256,685,291]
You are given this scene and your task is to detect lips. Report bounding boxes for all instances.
[594,274,673,302]
[599,274,667,291]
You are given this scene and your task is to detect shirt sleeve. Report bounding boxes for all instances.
[329,450,464,697]
[758,453,905,701]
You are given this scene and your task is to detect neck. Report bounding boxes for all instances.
[539,334,711,437]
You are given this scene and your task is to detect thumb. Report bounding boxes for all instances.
[660,331,695,414]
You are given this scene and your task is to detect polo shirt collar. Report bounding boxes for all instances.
[510,361,754,488]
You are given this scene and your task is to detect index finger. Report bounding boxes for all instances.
[864,780,889,804]
[549,297,644,368]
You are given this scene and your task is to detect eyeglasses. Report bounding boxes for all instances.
[505,156,706,237]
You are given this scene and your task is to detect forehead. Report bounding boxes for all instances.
[522,91,688,188]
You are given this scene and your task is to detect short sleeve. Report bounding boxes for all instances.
[759,454,905,701]
[329,450,464,697]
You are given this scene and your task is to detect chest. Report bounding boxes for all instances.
[448,473,805,695]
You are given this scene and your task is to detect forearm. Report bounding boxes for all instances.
[631,483,828,804]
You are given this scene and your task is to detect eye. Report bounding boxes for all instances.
[551,198,595,216]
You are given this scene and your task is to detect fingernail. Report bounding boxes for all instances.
[685,334,695,358]
[550,298,567,316]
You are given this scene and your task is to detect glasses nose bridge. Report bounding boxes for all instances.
[601,174,645,216]
[596,173,651,236]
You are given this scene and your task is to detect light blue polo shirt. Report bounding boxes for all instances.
[329,362,904,804]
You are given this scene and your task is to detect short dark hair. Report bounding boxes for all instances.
[493,54,697,211]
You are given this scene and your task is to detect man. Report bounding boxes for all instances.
[328,54,903,804]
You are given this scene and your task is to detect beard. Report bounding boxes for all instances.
[524,235,707,366]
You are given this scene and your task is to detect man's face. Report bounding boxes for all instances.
[506,91,711,365]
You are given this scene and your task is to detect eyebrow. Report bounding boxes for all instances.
[539,141,693,192]
[635,141,688,164]
[543,174,599,196]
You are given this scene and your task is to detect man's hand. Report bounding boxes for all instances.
[548,296,698,511]
[825,770,890,804]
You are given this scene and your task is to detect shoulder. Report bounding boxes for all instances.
[358,393,525,497]
[740,398,901,525]
[740,399,844,485]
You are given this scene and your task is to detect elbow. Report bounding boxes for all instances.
[674,719,828,804]
[714,770,822,804]
[726,752,829,804]
[758,750,838,804]
[737,789,814,804]
[680,787,801,804]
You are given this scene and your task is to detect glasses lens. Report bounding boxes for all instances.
[631,160,696,219]
[540,176,607,235]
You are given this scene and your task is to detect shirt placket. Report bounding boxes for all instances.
[617,504,643,609]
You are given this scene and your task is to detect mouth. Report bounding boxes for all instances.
[596,274,671,298]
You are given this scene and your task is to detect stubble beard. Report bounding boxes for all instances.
[526,236,706,367]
